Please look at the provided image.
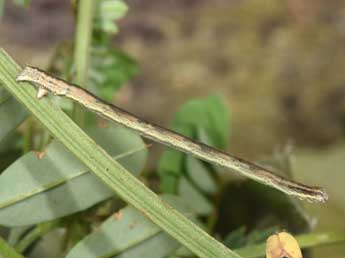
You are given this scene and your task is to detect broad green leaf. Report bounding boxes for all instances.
[186,156,217,194]
[172,99,209,130]
[172,95,230,149]
[178,177,213,216]
[159,96,229,173]
[0,125,147,226]
[65,195,193,258]
[0,96,28,143]
[203,95,230,150]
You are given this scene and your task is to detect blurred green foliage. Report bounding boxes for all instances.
[48,42,138,103]
[13,0,30,7]
[94,0,128,34]
[1,0,345,257]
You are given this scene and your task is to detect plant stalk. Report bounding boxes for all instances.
[72,0,95,125]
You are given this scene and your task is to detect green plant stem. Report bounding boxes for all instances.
[72,0,95,126]
[234,231,345,258]
[0,237,26,258]
[15,221,59,253]
[0,49,241,258]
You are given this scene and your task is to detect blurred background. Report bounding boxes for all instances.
[1,0,345,257]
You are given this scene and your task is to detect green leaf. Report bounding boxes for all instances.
[172,95,230,149]
[89,46,138,102]
[160,173,179,194]
[0,96,28,143]
[186,156,217,194]
[72,0,95,125]
[158,124,193,193]
[223,227,247,249]
[94,0,128,35]
[158,124,193,174]
[48,42,138,103]
[197,126,216,147]
[66,195,192,258]
[100,0,128,20]
[203,95,230,150]
[158,150,184,176]
[159,96,229,196]
[0,125,147,226]
[178,177,213,216]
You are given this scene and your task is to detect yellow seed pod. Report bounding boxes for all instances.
[266,232,302,258]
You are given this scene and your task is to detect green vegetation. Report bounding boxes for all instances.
[0,1,344,258]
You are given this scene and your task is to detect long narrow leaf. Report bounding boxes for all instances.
[0,49,241,258]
